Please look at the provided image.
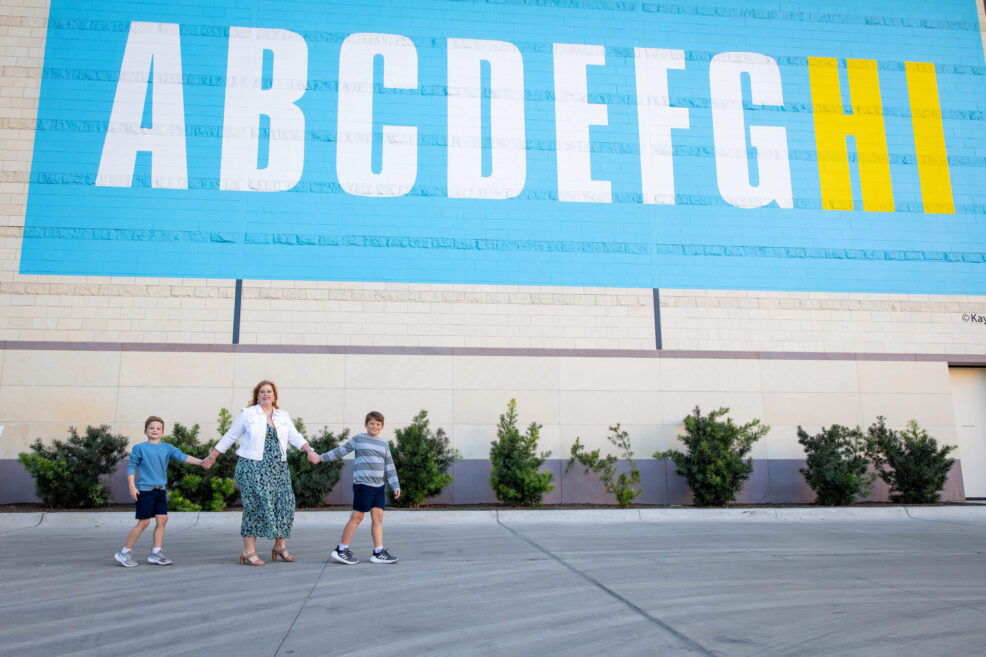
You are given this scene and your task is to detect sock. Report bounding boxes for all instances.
[374,546,383,554]
[338,543,348,551]
[121,547,131,554]
[151,547,162,554]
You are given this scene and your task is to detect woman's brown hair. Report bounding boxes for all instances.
[250,380,279,409]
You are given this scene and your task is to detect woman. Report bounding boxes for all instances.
[202,380,320,565]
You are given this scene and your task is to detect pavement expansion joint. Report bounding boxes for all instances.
[274,557,331,657]
[495,515,721,657]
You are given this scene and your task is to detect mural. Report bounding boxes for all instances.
[20,0,986,292]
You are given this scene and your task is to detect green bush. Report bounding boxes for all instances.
[566,424,642,508]
[797,424,874,506]
[217,407,233,436]
[17,425,129,508]
[867,417,956,504]
[489,399,554,506]
[288,417,344,508]
[389,410,461,508]
[655,406,768,507]
[165,421,238,512]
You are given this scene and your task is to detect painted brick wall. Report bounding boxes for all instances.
[16,1,986,293]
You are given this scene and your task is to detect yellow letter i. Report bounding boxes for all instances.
[906,62,954,214]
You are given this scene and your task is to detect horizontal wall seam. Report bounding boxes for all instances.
[1,340,984,365]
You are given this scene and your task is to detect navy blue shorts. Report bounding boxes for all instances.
[135,488,168,519]
[352,483,386,513]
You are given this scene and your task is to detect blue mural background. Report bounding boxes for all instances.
[20,0,986,293]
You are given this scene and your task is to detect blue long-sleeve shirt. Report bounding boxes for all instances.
[321,433,400,492]
[126,441,189,491]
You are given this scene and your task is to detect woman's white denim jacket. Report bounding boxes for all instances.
[214,404,309,461]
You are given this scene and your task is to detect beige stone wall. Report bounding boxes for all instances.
[0,245,237,342]
[0,349,960,463]
[0,230,656,345]
[0,0,46,230]
[239,281,654,348]
[660,290,986,354]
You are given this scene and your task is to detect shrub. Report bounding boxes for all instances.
[489,399,554,506]
[655,406,768,507]
[206,408,239,481]
[566,424,642,508]
[18,425,129,508]
[217,407,233,436]
[288,417,344,508]
[866,417,956,504]
[165,421,238,512]
[389,410,461,508]
[797,424,874,506]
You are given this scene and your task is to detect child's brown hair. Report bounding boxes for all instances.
[365,411,385,424]
[144,416,164,430]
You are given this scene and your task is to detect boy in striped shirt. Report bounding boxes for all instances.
[316,411,401,565]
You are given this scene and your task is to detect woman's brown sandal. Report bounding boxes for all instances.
[271,546,295,562]
[239,551,265,566]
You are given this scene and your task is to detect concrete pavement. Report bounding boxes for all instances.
[0,508,983,657]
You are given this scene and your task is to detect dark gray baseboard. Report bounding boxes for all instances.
[0,458,966,506]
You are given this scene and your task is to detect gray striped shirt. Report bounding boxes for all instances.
[321,433,400,492]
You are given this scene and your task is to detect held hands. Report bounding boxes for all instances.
[306,450,321,465]
[201,454,215,470]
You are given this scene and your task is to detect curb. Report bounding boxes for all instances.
[4,506,984,529]
[500,509,641,523]
[903,506,986,521]
[0,513,44,531]
[34,511,201,530]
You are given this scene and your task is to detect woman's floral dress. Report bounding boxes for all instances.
[235,424,295,538]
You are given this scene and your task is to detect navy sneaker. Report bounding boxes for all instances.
[331,547,358,565]
[370,547,398,564]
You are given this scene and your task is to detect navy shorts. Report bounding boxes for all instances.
[135,488,168,519]
[352,483,386,513]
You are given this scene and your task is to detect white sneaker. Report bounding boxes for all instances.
[146,551,173,566]
[114,551,138,567]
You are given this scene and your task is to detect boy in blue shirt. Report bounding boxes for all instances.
[114,416,204,567]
